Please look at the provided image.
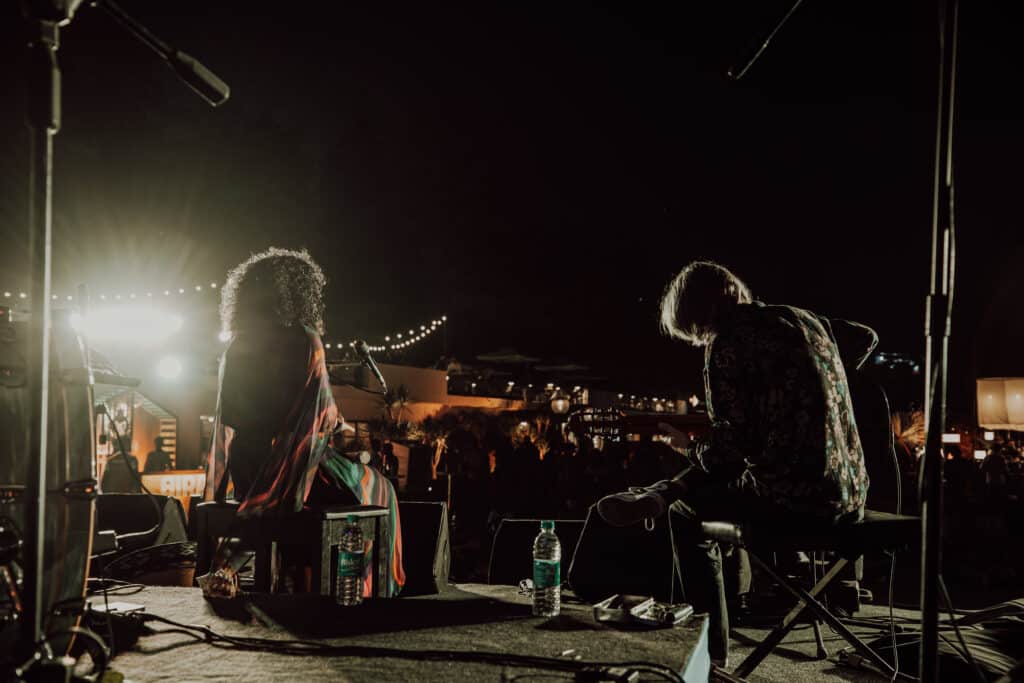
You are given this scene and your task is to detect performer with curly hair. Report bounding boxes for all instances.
[199,247,404,598]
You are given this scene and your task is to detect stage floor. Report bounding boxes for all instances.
[98,583,709,682]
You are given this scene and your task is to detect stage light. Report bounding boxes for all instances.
[2,292,9,298]
[974,450,987,461]
[195,285,202,291]
[70,306,184,345]
[218,330,232,343]
[941,433,961,444]
[210,282,218,289]
[19,292,27,299]
[178,288,185,294]
[984,431,995,440]
[156,356,183,380]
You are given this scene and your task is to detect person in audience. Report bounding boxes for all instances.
[144,436,173,472]
[101,443,141,494]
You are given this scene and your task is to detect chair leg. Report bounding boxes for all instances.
[811,619,828,659]
[748,553,899,679]
[734,555,848,678]
[810,552,828,659]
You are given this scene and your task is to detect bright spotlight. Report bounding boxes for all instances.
[156,356,183,380]
[70,305,184,345]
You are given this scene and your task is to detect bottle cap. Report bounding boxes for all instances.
[346,515,359,523]
[541,520,555,530]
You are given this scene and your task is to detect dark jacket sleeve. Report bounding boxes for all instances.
[698,333,751,482]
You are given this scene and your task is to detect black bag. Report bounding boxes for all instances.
[567,504,681,603]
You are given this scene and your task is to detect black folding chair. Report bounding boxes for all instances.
[702,510,919,680]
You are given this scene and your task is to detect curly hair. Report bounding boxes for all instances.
[219,247,326,336]
[659,260,752,346]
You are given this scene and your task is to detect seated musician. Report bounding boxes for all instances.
[198,247,404,598]
[596,261,875,667]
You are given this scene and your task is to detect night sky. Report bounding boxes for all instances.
[1,1,1022,412]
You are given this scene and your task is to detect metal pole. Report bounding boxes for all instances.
[22,16,60,654]
[920,0,959,679]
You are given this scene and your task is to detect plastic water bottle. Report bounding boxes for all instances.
[336,515,364,606]
[532,520,561,617]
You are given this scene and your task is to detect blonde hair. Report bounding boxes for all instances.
[659,261,752,346]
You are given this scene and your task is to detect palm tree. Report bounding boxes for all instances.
[382,384,411,424]
[892,409,926,460]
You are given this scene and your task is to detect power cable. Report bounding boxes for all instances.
[135,611,684,682]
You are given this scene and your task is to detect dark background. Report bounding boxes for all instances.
[1,1,1021,410]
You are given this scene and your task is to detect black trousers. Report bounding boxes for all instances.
[667,483,812,662]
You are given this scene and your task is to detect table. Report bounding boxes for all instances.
[99,584,709,682]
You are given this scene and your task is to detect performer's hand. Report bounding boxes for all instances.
[657,422,692,452]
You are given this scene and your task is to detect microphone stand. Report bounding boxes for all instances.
[17,0,228,672]
[919,1,959,679]
[727,1,960,679]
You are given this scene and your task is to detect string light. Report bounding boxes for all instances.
[2,280,224,304]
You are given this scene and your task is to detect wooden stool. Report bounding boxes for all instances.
[192,501,390,598]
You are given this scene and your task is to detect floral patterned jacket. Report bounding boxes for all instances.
[698,301,875,521]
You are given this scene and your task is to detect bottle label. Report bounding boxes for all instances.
[533,559,560,590]
[338,550,364,578]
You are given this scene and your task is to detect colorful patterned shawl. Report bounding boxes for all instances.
[204,326,404,597]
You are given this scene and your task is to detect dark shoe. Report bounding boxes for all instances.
[727,593,752,627]
[596,481,672,527]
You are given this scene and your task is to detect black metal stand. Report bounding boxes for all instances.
[920,1,959,680]
[16,0,228,672]
[20,7,67,659]
[727,2,961,680]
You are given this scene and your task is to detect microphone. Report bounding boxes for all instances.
[354,340,387,393]
[167,50,231,107]
[96,0,231,107]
